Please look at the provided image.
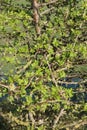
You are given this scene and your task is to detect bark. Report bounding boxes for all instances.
[33,0,41,36]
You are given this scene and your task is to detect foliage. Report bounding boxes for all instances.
[0,0,87,129]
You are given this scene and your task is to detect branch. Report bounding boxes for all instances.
[39,0,58,7]
[58,79,87,86]
[33,0,41,35]
[36,98,72,106]
[29,112,35,125]
[40,7,55,16]
[0,112,29,127]
[53,108,65,129]
[58,80,79,85]
[25,76,35,89]
[60,119,87,129]
[72,8,86,48]
[45,55,58,87]
[0,82,18,92]
[0,83,9,89]
[17,60,32,74]
[44,55,73,100]
[74,120,87,129]
[80,79,87,84]
[0,1,32,10]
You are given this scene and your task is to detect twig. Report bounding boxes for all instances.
[58,79,87,85]
[25,76,35,89]
[36,98,72,106]
[45,55,73,100]
[80,79,87,84]
[72,7,86,49]
[0,82,19,92]
[0,83,9,89]
[39,0,58,7]
[0,112,29,127]
[29,112,35,125]
[53,108,65,129]
[59,119,87,129]
[58,80,79,85]
[37,100,61,105]
[56,66,70,72]
[45,55,58,87]
[17,60,32,74]
[40,7,55,16]
[74,120,87,129]
[0,1,32,10]
[65,74,81,78]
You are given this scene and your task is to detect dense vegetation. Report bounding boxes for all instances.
[0,0,87,129]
